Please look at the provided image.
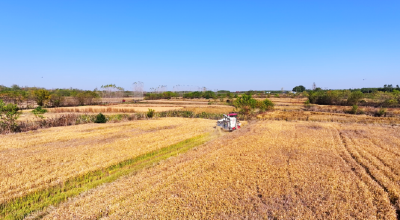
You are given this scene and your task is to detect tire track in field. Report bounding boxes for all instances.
[354,130,400,180]
[347,131,400,183]
[331,127,393,218]
[334,127,399,220]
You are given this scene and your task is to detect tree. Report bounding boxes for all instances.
[234,94,257,115]
[203,91,216,99]
[347,91,364,105]
[34,89,50,106]
[292,85,306,93]
[0,99,21,132]
[49,92,65,107]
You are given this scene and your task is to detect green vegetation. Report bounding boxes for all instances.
[292,85,306,92]
[233,94,274,116]
[147,108,155,118]
[32,106,48,119]
[0,100,21,133]
[347,91,364,105]
[94,113,107,123]
[145,91,178,100]
[375,108,387,117]
[0,134,212,220]
[33,89,50,106]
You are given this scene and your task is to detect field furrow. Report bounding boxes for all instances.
[337,127,400,216]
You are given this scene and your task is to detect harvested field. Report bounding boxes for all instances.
[258,110,400,125]
[42,120,400,219]
[45,106,183,114]
[0,118,215,206]
[182,106,235,114]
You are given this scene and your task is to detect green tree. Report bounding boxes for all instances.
[0,99,21,132]
[34,89,50,106]
[292,85,306,93]
[49,92,65,107]
[203,91,216,99]
[347,91,364,105]
[234,94,257,115]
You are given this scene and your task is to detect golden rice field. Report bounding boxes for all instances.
[0,118,215,205]
[40,120,400,219]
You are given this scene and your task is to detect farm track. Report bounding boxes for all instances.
[335,127,399,219]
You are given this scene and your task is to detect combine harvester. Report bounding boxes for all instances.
[217,112,241,132]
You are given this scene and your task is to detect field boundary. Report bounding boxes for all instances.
[0,133,214,220]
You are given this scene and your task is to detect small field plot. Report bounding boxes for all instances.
[0,118,215,207]
[43,121,400,219]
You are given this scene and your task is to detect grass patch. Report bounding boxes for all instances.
[0,133,213,220]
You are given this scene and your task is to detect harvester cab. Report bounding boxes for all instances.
[217,112,241,131]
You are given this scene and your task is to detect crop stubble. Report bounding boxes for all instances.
[0,118,215,206]
[43,120,400,219]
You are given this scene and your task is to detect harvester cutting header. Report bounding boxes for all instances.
[217,112,241,131]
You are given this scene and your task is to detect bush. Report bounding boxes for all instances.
[383,99,398,107]
[147,108,155,118]
[375,108,386,117]
[0,99,21,132]
[348,105,358,114]
[234,94,257,115]
[258,98,275,112]
[94,113,107,123]
[32,106,48,119]
[347,91,364,105]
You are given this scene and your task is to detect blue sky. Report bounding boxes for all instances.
[0,1,399,91]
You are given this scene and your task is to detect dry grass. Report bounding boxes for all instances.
[42,120,399,219]
[183,106,236,114]
[0,118,215,204]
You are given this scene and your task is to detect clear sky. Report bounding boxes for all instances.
[0,1,399,91]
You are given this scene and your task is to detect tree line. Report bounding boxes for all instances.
[0,85,99,108]
[290,84,400,107]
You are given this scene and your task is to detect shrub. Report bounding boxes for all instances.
[304,100,311,109]
[375,108,386,117]
[383,99,398,107]
[147,108,155,118]
[0,99,21,132]
[348,105,358,114]
[94,113,107,123]
[32,106,48,119]
[347,91,364,105]
[234,94,258,115]
[258,98,275,112]
[274,94,280,98]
